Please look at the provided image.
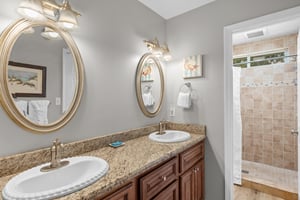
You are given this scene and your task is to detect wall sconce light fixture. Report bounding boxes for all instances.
[17,0,81,30]
[144,38,172,61]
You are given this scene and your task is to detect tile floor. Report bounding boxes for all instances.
[234,185,285,200]
[242,160,298,193]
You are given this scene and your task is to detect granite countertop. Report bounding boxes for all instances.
[0,131,205,200]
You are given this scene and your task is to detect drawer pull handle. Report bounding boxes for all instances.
[161,176,167,181]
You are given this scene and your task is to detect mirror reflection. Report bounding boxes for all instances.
[9,26,76,125]
[140,57,161,113]
[136,53,164,117]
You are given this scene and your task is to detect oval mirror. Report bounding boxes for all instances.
[0,19,84,133]
[135,53,164,117]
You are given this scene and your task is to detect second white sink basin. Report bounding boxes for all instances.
[2,156,109,200]
[149,130,191,143]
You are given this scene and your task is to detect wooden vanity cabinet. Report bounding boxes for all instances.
[179,142,205,200]
[139,157,178,200]
[180,160,204,200]
[152,180,179,200]
[179,142,204,173]
[99,141,204,200]
[99,182,136,200]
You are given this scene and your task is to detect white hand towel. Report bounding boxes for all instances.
[149,93,155,107]
[177,92,192,109]
[15,100,28,116]
[142,93,155,107]
[28,100,50,125]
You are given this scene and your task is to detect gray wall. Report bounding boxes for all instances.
[165,0,300,199]
[0,0,166,156]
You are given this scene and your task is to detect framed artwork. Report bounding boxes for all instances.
[183,54,203,79]
[141,61,154,82]
[8,61,47,97]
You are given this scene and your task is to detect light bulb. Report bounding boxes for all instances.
[163,53,172,61]
[41,27,61,39]
[60,22,75,30]
[17,0,46,21]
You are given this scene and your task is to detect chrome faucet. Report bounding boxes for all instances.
[40,138,69,172]
[158,121,166,135]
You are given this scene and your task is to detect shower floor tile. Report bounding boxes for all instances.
[242,160,298,194]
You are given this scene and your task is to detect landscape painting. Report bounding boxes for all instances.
[8,61,46,97]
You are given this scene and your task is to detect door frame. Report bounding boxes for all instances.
[224,6,300,200]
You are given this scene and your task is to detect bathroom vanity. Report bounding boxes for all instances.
[0,122,205,200]
[98,140,204,200]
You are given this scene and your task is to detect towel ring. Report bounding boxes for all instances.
[179,82,192,93]
[143,85,152,93]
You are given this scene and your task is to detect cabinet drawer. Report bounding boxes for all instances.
[179,142,204,173]
[152,180,179,200]
[140,157,178,200]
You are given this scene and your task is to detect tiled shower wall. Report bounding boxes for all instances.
[233,34,298,170]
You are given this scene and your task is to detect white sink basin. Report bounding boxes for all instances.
[149,130,191,143]
[2,156,109,200]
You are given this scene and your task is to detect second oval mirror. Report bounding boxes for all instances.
[136,53,164,117]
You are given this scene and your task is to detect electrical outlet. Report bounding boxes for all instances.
[55,97,61,106]
[169,105,176,117]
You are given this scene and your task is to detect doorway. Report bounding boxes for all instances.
[224,6,300,200]
[233,29,298,199]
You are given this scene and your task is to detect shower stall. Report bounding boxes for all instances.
[233,33,298,199]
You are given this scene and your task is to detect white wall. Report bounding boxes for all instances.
[0,0,166,156]
[165,0,300,199]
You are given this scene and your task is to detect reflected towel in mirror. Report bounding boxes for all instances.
[28,100,50,125]
[142,92,155,107]
[177,92,192,109]
[15,100,28,116]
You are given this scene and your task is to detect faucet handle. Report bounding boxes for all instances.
[161,120,167,128]
[53,138,61,146]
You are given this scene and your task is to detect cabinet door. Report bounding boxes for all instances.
[194,160,204,200]
[180,169,194,200]
[180,160,204,200]
[152,181,179,200]
[101,183,135,200]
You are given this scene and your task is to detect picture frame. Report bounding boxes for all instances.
[8,61,47,97]
[141,61,154,82]
[183,54,203,79]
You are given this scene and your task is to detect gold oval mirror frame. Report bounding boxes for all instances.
[135,53,164,117]
[0,19,84,133]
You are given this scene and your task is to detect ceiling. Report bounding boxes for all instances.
[233,17,300,45]
[138,0,216,20]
